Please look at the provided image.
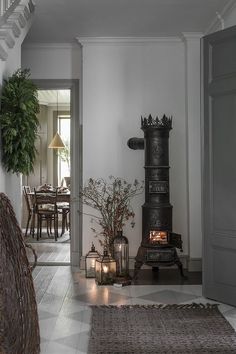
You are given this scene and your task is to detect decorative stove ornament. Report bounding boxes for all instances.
[128,114,186,280]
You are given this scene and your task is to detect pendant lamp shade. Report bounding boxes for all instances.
[48,132,65,149]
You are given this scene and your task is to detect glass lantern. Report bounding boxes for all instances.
[85,243,100,278]
[113,230,129,277]
[95,248,117,285]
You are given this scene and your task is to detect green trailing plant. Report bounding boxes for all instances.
[0,68,39,175]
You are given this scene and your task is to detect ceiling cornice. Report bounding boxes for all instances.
[181,32,203,42]
[77,36,182,46]
[22,42,80,49]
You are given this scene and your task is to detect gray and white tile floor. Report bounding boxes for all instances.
[33,266,236,354]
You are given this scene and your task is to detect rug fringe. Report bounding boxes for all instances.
[90,303,219,309]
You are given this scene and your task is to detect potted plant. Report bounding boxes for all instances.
[0,68,39,175]
[80,176,144,255]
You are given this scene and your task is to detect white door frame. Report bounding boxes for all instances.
[34,79,82,267]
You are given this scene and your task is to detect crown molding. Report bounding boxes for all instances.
[181,32,203,40]
[77,36,182,46]
[180,32,203,44]
[22,42,80,50]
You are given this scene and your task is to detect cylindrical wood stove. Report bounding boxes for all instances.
[128,115,185,279]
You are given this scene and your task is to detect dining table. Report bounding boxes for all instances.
[28,190,70,203]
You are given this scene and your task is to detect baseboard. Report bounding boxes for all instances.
[32,262,70,266]
[187,258,202,272]
[80,254,190,270]
[71,251,80,267]
[80,255,86,269]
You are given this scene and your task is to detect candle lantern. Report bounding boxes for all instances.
[95,248,117,285]
[85,243,100,278]
[113,230,129,277]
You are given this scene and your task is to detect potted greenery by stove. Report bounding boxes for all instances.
[0,69,39,175]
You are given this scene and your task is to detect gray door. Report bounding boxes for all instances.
[202,25,236,306]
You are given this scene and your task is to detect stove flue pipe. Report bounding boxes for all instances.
[127,138,144,150]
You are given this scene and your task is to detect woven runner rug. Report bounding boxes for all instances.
[88,304,236,354]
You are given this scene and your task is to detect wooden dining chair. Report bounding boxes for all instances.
[34,188,59,241]
[56,186,70,237]
[57,202,70,236]
[23,186,35,237]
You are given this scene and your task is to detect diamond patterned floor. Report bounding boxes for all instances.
[33,266,236,354]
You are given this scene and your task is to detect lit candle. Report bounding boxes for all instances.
[103,265,108,273]
[91,259,95,268]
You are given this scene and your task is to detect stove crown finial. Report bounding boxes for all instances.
[141,114,172,129]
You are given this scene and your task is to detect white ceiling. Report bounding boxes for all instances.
[25,0,234,43]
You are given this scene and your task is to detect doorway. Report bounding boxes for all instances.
[23,79,82,267]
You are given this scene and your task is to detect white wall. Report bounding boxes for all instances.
[80,38,189,259]
[22,43,81,79]
[182,33,202,269]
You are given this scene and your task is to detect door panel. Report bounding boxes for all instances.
[212,37,236,78]
[203,25,236,306]
[212,93,236,231]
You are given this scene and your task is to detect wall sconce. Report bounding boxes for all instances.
[85,243,100,278]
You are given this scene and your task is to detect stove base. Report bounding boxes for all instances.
[133,244,186,280]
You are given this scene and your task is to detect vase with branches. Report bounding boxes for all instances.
[80,176,144,255]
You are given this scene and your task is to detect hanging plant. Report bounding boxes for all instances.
[0,68,39,175]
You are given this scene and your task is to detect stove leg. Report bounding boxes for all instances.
[152,267,159,272]
[133,260,143,280]
[175,259,188,279]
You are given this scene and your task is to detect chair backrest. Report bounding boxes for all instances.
[23,186,32,212]
[34,188,58,213]
[0,192,40,354]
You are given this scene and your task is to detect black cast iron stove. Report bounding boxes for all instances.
[128,115,185,279]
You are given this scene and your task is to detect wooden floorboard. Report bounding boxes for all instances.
[26,243,70,264]
[33,266,59,303]
[33,266,73,315]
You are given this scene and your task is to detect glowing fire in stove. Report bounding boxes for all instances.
[149,231,168,244]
